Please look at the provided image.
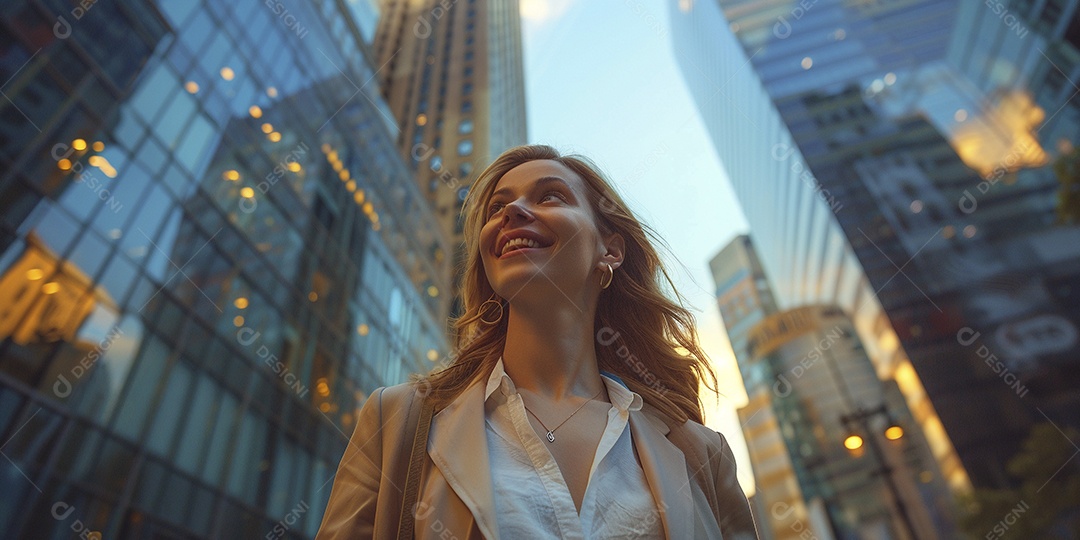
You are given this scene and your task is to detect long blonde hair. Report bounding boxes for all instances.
[409,144,718,424]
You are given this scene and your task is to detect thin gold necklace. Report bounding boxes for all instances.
[520,387,605,443]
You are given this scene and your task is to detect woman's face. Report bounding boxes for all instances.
[479,159,613,306]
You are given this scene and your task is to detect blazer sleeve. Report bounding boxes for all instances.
[315,386,387,539]
[713,430,760,540]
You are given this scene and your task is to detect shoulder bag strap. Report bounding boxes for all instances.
[397,394,435,539]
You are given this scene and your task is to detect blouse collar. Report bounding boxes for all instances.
[484,356,643,412]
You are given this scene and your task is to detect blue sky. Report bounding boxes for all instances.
[521,0,756,493]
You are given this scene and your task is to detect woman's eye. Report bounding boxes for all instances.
[487,203,504,218]
[541,191,565,202]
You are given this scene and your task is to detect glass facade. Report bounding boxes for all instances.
[0,0,449,537]
[677,0,1080,492]
[668,0,972,498]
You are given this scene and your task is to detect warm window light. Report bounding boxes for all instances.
[427,286,439,297]
[884,72,896,85]
[327,150,339,161]
[72,138,87,151]
[308,291,318,302]
[346,180,356,192]
[240,187,255,198]
[88,155,117,177]
[223,170,240,181]
[885,426,904,440]
[261,123,273,133]
[354,190,365,204]
[321,143,332,154]
[267,86,278,97]
[844,435,864,450]
[268,132,282,142]
[801,57,813,69]
[357,323,369,335]
[287,161,302,172]
[234,297,249,309]
[57,159,72,170]
[42,282,61,295]
[92,141,104,152]
[363,202,373,213]
[963,225,977,238]
[416,114,427,126]
[249,105,263,118]
[26,268,44,281]
[427,349,439,361]
[233,316,245,327]
[220,67,235,80]
[338,170,349,180]
[185,81,199,94]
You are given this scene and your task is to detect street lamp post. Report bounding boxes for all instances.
[840,404,919,540]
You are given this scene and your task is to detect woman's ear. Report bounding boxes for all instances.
[601,232,625,270]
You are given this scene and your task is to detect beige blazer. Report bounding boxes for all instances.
[315,375,758,539]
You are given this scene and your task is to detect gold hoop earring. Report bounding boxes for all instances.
[478,295,505,324]
[600,263,614,289]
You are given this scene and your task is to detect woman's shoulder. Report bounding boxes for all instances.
[643,403,730,457]
[354,381,429,430]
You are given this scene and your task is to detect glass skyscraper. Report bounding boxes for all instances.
[671,0,1079,493]
[0,0,448,537]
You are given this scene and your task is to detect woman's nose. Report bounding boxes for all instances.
[501,200,532,224]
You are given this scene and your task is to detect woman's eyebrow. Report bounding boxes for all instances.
[490,176,573,200]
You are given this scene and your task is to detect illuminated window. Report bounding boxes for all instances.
[457,140,473,156]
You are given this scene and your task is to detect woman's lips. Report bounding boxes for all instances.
[498,245,550,259]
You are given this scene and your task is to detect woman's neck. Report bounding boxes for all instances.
[500,303,607,402]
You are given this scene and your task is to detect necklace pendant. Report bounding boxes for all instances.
[546,431,555,443]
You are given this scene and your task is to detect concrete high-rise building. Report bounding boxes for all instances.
[373,0,528,320]
[671,0,1080,492]
[711,238,957,539]
[0,0,447,537]
[711,236,804,540]
[744,306,955,539]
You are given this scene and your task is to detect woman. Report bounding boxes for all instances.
[316,145,758,539]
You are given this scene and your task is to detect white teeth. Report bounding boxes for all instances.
[501,237,542,255]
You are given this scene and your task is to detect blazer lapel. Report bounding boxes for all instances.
[629,407,694,539]
[427,378,500,539]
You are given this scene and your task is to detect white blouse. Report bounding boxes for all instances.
[483,357,664,539]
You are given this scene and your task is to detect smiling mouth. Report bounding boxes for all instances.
[498,237,553,258]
